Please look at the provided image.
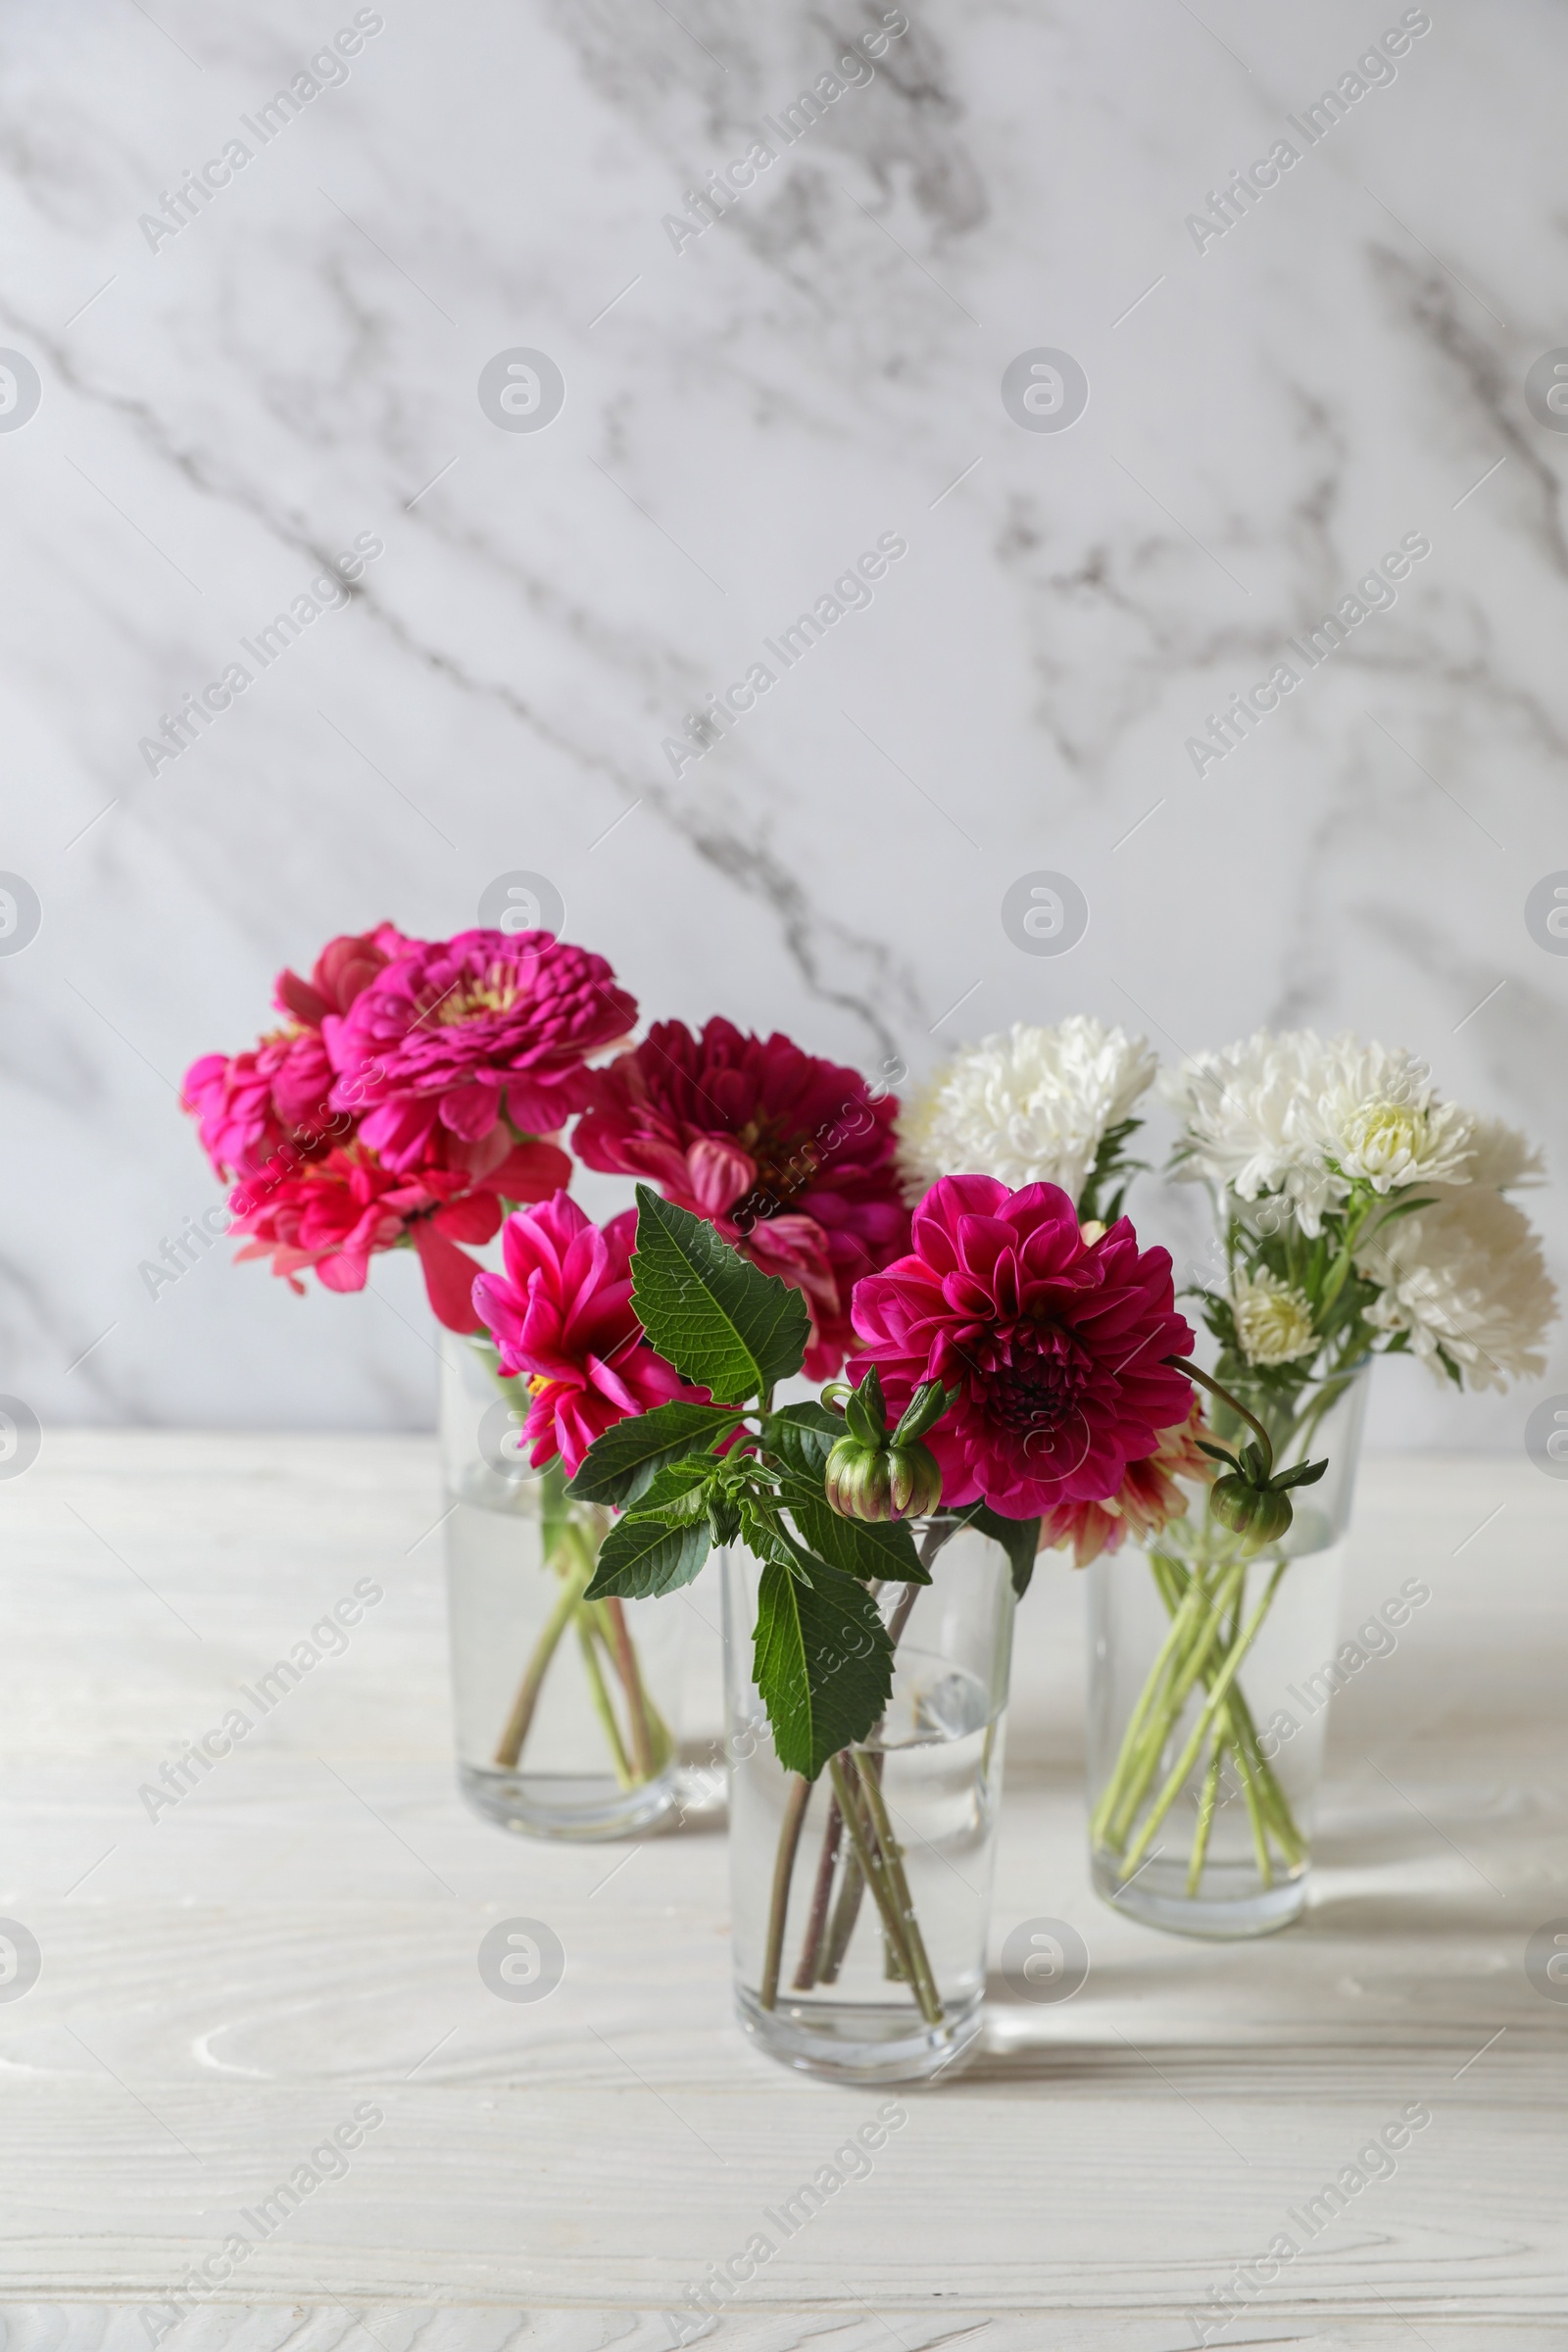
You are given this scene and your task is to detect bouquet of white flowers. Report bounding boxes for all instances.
[896,1018,1556,1933]
[1087,1029,1555,1922]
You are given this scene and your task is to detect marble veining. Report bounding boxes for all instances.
[0,0,1561,1448]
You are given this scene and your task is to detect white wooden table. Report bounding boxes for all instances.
[1,1435,1563,2348]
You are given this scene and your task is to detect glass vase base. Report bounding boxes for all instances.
[458,1762,678,1842]
[735,1984,983,2086]
[1093,1847,1307,1938]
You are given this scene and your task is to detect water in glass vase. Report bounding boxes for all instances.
[1087,1364,1370,1936]
[440,1332,684,1840]
[725,1534,1013,2084]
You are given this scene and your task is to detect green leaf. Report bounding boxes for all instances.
[957,1501,1043,1600]
[1272,1457,1329,1490]
[760,1400,842,1476]
[584,1512,710,1600]
[844,1365,887,1446]
[708,1493,742,1547]
[752,1554,895,1779]
[779,1482,930,1584]
[621,1454,722,1523]
[629,1186,808,1402]
[565,1399,745,1506]
[737,1494,803,1573]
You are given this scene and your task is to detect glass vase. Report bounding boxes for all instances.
[440,1331,684,1839]
[723,1518,1015,2085]
[1087,1362,1371,1936]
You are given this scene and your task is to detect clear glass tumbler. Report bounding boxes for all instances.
[441,1332,684,1839]
[723,1518,1015,2084]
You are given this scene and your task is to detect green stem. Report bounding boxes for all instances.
[1103,1562,1247,1850]
[1234,1725,1275,1888]
[1150,1555,1307,1875]
[819,1846,864,1985]
[1089,1562,1209,1845]
[759,1775,812,2012]
[828,1755,940,2026]
[1123,1560,1289,1873]
[1186,1735,1224,1895]
[792,1794,844,1992]
[794,1542,945,1990]
[1167,1355,1275,1475]
[492,1552,592,1768]
[575,1611,633,1787]
[602,1596,656,1779]
[852,1749,944,2026]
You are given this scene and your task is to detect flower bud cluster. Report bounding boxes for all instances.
[823,1367,955,1524]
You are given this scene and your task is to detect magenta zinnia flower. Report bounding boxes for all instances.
[228,1127,572,1332]
[572,1017,909,1377]
[472,1193,709,1476]
[850,1174,1194,1518]
[183,924,412,1182]
[325,929,636,1171]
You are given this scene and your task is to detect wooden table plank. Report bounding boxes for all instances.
[0,1436,1563,2337]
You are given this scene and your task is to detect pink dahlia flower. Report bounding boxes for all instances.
[324,929,636,1172]
[572,1017,909,1378]
[1037,1400,1212,1568]
[472,1192,709,1477]
[850,1174,1194,1518]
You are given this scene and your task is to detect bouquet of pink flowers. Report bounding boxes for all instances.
[182,924,636,1330]
[183,929,921,1817]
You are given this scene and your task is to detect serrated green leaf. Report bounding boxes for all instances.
[957,1501,1043,1599]
[737,1496,802,1572]
[760,1400,842,1476]
[565,1398,746,1506]
[621,1454,722,1524]
[778,1482,929,1585]
[583,1512,710,1600]
[708,1494,742,1547]
[752,1554,894,1780]
[629,1186,808,1402]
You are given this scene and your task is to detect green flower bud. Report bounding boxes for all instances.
[886,1438,943,1518]
[825,1435,895,1521]
[1209,1475,1294,1546]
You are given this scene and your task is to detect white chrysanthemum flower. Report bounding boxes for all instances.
[1306,1038,1476,1194]
[1160,1028,1346,1234]
[1456,1115,1546,1193]
[897,1017,1157,1204]
[1355,1185,1557,1391]
[1231,1269,1318,1367]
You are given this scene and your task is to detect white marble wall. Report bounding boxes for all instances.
[1,0,1564,1450]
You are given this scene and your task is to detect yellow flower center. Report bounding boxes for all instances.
[1344,1100,1422,1172]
